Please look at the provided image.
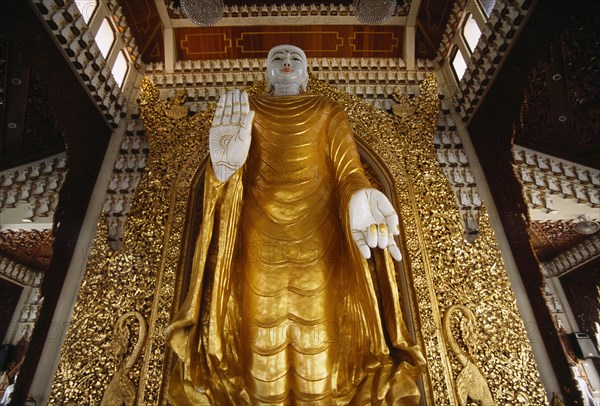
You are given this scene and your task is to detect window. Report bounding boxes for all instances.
[95,18,116,59]
[75,0,98,24]
[462,14,482,53]
[112,51,129,88]
[451,47,467,81]
[477,0,497,18]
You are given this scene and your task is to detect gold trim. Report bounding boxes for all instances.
[348,31,400,53]
[180,33,232,56]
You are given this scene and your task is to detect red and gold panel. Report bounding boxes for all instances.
[0,229,54,271]
[175,25,403,60]
[528,220,591,262]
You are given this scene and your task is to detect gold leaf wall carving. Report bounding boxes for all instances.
[49,75,546,404]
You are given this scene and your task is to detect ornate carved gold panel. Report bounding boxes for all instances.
[49,76,546,404]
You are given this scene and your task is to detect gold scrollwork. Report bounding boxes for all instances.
[443,304,496,406]
[164,89,190,120]
[100,311,148,406]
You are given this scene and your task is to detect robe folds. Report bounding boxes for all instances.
[166,95,424,405]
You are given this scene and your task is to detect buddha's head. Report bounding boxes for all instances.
[266,44,308,96]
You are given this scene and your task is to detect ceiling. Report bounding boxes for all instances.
[472,0,600,262]
[119,0,456,63]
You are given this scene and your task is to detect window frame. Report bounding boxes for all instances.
[111,50,130,88]
[476,0,497,18]
[75,0,99,24]
[461,13,482,54]
[95,17,117,60]
[450,46,468,83]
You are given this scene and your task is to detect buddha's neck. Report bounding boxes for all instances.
[271,83,301,96]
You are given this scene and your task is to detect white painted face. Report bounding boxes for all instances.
[266,45,308,96]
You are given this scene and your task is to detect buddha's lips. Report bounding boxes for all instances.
[281,67,292,73]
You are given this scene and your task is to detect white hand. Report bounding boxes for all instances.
[349,188,402,261]
[209,90,255,182]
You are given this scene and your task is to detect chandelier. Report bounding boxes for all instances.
[180,0,224,27]
[353,0,397,25]
[574,215,600,235]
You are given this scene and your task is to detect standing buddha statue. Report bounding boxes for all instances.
[166,44,424,405]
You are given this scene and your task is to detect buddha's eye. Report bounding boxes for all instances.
[272,57,282,61]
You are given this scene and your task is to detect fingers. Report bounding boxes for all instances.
[241,91,250,116]
[387,242,402,261]
[238,110,254,143]
[354,225,401,261]
[231,89,241,124]
[366,223,389,249]
[242,111,255,132]
[377,223,388,249]
[366,224,378,248]
[387,213,400,236]
[354,226,401,261]
[213,93,226,126]
[387,229,402,261]
[221,91,234,125]
[352,230,371,259]
[375,195,400,236]
[214,90,252,127]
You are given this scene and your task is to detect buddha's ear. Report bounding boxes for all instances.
[300,68,309,92]
[266,81,273,94]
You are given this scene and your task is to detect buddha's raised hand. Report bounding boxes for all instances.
[349,188,402,261]
[209,90,255,182]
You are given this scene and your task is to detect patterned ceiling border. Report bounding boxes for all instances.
[175,26,405,60]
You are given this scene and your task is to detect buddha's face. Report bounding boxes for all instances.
[266,45,308,95]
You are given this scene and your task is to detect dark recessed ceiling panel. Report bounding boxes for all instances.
[513,2,600,169]
[119,0,164,63]
[414,0,455,59]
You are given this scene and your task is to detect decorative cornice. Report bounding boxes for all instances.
[165,1,411,23]
[0,255,42,287]
[513,146,600,215]
[542,234,600,277]
[436,0,466,60]
[0,153,67,226]
[431,105,483,240]
[449,0,532,123]
[32,0,132,128]
[145,57,434,110]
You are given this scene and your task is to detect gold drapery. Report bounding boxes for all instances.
[166,95,423,405]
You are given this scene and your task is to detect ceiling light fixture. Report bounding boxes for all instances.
[574,215,600,235]
[180,0,224,27]
[353,0,397,25]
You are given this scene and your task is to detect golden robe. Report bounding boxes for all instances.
[166,95,424,405]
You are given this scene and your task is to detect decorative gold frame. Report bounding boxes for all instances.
[49,76,545,405]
